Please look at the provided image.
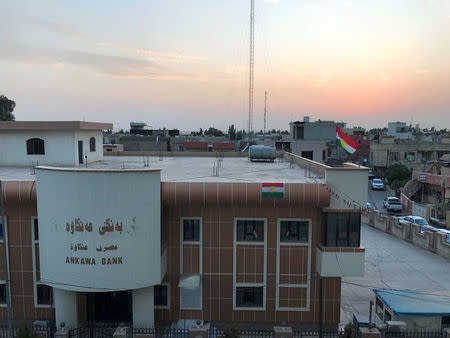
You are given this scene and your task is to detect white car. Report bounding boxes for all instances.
[371,178,384,190]
[383,197,402,212]
[399,216,438,232]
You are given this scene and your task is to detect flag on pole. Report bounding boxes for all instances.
[336,126,359,155]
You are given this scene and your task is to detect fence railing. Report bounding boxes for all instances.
[379,330,446,338]
[0,323,56,338]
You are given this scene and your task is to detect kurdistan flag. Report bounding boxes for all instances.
[336,126,359,155]
[262,183,285,198]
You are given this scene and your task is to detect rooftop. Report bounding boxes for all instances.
[374,288,450,317]
[0,156,324,183]
[0,121,113,130]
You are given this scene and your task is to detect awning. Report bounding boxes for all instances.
[178,274,201,290]
[402,180,422,198]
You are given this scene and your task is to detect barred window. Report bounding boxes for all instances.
[26,138,45,155]
[280,220,308,242]
[236,220,264,242]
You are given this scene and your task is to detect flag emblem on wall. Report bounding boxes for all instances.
[336,126,359,155]
[262,183,285,198]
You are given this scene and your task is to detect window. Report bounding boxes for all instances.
[36,284,53,306]
[183,219,200,241]
[0,220,3,242]
[236,287,263,308]
[26,138,45,155]
[280,220,308,242]
[384,309,392,322]
[322,150,326,161]
[376,296,383,320]
[236,220,264,242]
[404,152,415,162]
[301,151,313,160]
[180,285,201,309]
[442,315,450,326]
[89,137,96,152]
[322,212,361,247]
[154,284,169,308]
[33,218,39,241]
[0,282,6,305]
[390,152,399,161]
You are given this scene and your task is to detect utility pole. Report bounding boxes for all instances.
[263,91,267,136]
[247,0,255,137]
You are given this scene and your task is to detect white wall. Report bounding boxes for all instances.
[132,286,155,327]
[36,168,162,292]
[325,166,368,210]
[316,249,365,277]
[54,288,78,329]
[0,129,104,166]
[0,130,75,166]
[395,315,442,330]
[74,130,104,164]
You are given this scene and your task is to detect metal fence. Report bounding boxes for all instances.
[68,325,116,338]
[293,329,344,338]
[0,323,56,338]
[380,330,446,338]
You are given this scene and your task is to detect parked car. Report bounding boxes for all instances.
[368,170,376,179]
[371,178,384,190]
[399,216,438,233]
[366,202,376,210]
[383,197,402,212]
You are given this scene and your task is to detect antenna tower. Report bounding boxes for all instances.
[247,0,255,136]
[263,91,267,135]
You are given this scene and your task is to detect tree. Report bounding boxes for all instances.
[236,130,243,140]
[228,125,236,140]
[204,127,224,137]
[0,95,16,121]
[385,163,411,190]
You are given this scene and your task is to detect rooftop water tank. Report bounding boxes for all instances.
[249,145,276,162]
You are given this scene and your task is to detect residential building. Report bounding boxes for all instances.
[401,158,450,227]
[370,136,450,176]
[0,121,368,330]
[387,122,413,140]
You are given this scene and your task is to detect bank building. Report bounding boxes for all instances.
[0,121,366,331]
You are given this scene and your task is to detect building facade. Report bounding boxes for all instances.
[0,121,368,330]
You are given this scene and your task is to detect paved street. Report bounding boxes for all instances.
[367,183,408,216]
[340,223,450,325]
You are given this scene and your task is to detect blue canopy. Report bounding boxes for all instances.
[374,289,450,317]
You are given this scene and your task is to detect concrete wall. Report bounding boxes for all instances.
[105,151,248,158]
[362,211,450,260]
[289,141,327,163]
[0,130,76,166]
[316,248,365,277]
[74,130,104,164]
[325,164,369,210]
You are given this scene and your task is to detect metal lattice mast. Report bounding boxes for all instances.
[248,0,255,136]
[263,90,267,135]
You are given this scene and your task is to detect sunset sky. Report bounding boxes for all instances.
[1,0,449,132]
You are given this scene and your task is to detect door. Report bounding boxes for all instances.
[78,140,83,164]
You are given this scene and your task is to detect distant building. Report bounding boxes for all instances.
[0,121,111,166]
[0,121,368,330]
[370,136,450,175]
[387,122,413,140]
[401,158,450,227]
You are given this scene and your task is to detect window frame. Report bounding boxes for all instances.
[279,219,310,244]
[322,212,361,248]
[36,283,53,306]
[0,281,6,307]
[154,283,170,309]
[233,217,267,311]
[179,217,202,310]
[182,218,200,243]
[89,137,96,152]
[26,138,45,155]
[0,219,4,243]
[235,219,265,244]
[32,217,53,308]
